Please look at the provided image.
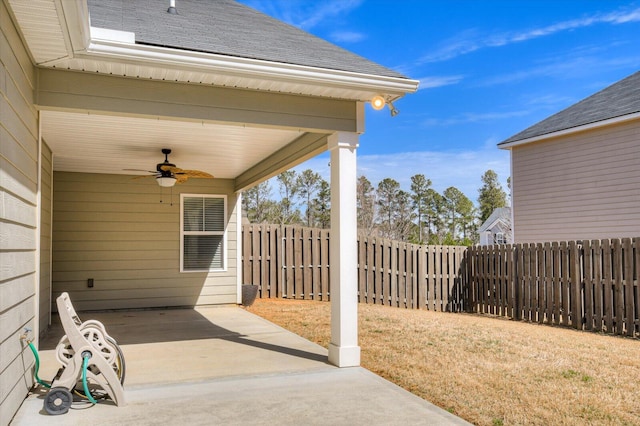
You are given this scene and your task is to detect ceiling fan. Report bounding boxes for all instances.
[126,148,214,187]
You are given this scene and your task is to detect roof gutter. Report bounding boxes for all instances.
[499,111,640,150]
[80,37,418,100]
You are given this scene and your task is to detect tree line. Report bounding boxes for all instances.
[242,169,508,245]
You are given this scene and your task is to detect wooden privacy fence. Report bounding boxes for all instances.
[467,239,640,337]
[242,225,640,337]
[242,224,468,311]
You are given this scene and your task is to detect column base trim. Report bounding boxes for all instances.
[328,343,361,367]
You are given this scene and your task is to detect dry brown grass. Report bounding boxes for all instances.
[247,299,640,426]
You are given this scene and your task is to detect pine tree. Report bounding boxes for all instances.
[296,169,322,227]
[275,170,302,225]
[376,178,401,239]
[410,174,432,244]
[357,175,376,236]
[242,180,273,223]
[478,170,507,223]
[443,186,473,242]
[311,179,330,228]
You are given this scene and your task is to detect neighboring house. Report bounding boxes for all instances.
[499,70,640,244]
[478,207,512,245]
[0,1,418,422]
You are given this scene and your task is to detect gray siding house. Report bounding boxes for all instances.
[0,1,418,422]
[478,207,512,245]
[499,71,640,244]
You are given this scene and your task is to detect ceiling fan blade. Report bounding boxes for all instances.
[176,169,214,179]
[160,165,181,173]
[175,174,189,184]
[124,169,158,173]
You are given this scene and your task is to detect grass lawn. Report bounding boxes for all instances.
[247,299,640,426]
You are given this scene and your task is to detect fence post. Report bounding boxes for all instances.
[513,244,521,321]
[569,241,582,330]
[613,239,624,335]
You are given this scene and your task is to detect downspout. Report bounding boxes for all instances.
[35,110,42,342]
[49,144,54,326]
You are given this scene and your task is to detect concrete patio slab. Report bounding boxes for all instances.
[11,306,470,425]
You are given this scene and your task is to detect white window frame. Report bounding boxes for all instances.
[495,232,506,245]
[180,194,227,273]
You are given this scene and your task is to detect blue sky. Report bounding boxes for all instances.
[239,0,640,202]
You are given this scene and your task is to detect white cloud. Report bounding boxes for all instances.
[418,75,464,89]
[293,144,511,203]
[419,6,640,63]
[330,30,366,43]
[244,0,364,30]
[422,110,530,127]
[479,51,640,87]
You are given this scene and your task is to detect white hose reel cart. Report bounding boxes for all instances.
[44,292,126,415]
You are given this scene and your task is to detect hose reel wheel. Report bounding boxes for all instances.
[43,387,73,415]
[56,326,126,385]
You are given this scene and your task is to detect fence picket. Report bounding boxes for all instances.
[536,243,544,324]
[321,229,330,300]
[583,240,593,331]
[613,239,624,335]
[375,237,384,305]
[592,239,602,332]
[623,238,634,336]
[635,238,640,336]
[273,225,282,298]
[602,239,613,332]
[366,236,375,304]
[358,235,366,303]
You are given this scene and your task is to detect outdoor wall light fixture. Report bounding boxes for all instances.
[371,95,386,110]
[371,95,400,116]
[388,102,399,117]
[156,176,177,187]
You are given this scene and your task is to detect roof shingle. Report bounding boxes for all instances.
[87,0,407,79]
[499,70,640,146]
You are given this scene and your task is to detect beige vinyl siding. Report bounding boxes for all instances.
[511,119,640,243]
[52,172,239,311]
[39,142,52,335]
[0,1,39,423]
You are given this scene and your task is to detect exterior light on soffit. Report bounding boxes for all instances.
[370,95,399,117]
[371,95,385,110]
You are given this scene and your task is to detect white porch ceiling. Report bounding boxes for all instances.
[41,110,304,179]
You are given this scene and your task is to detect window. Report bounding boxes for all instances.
[495,232,506,245]
[181,194,226,272]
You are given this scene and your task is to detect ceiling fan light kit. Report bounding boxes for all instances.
[156,176,177,187]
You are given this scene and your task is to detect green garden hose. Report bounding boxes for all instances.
[26,341,51,389]
[81,352,98,405]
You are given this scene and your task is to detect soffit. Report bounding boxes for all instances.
[6,0,69,65]
[41,110,304,179]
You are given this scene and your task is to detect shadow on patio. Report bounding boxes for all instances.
[12,306,471,425]
[37,305,329,387]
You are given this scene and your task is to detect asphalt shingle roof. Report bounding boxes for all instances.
[478,207,511,233]
[499,70,640,146]
[87,0,406,79]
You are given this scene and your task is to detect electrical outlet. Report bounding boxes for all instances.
[88,278,94,288]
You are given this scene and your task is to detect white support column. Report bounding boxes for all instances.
[328,131,360,367]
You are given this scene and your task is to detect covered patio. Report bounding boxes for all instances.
[2,0,422,421]
[11,306,470,425]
